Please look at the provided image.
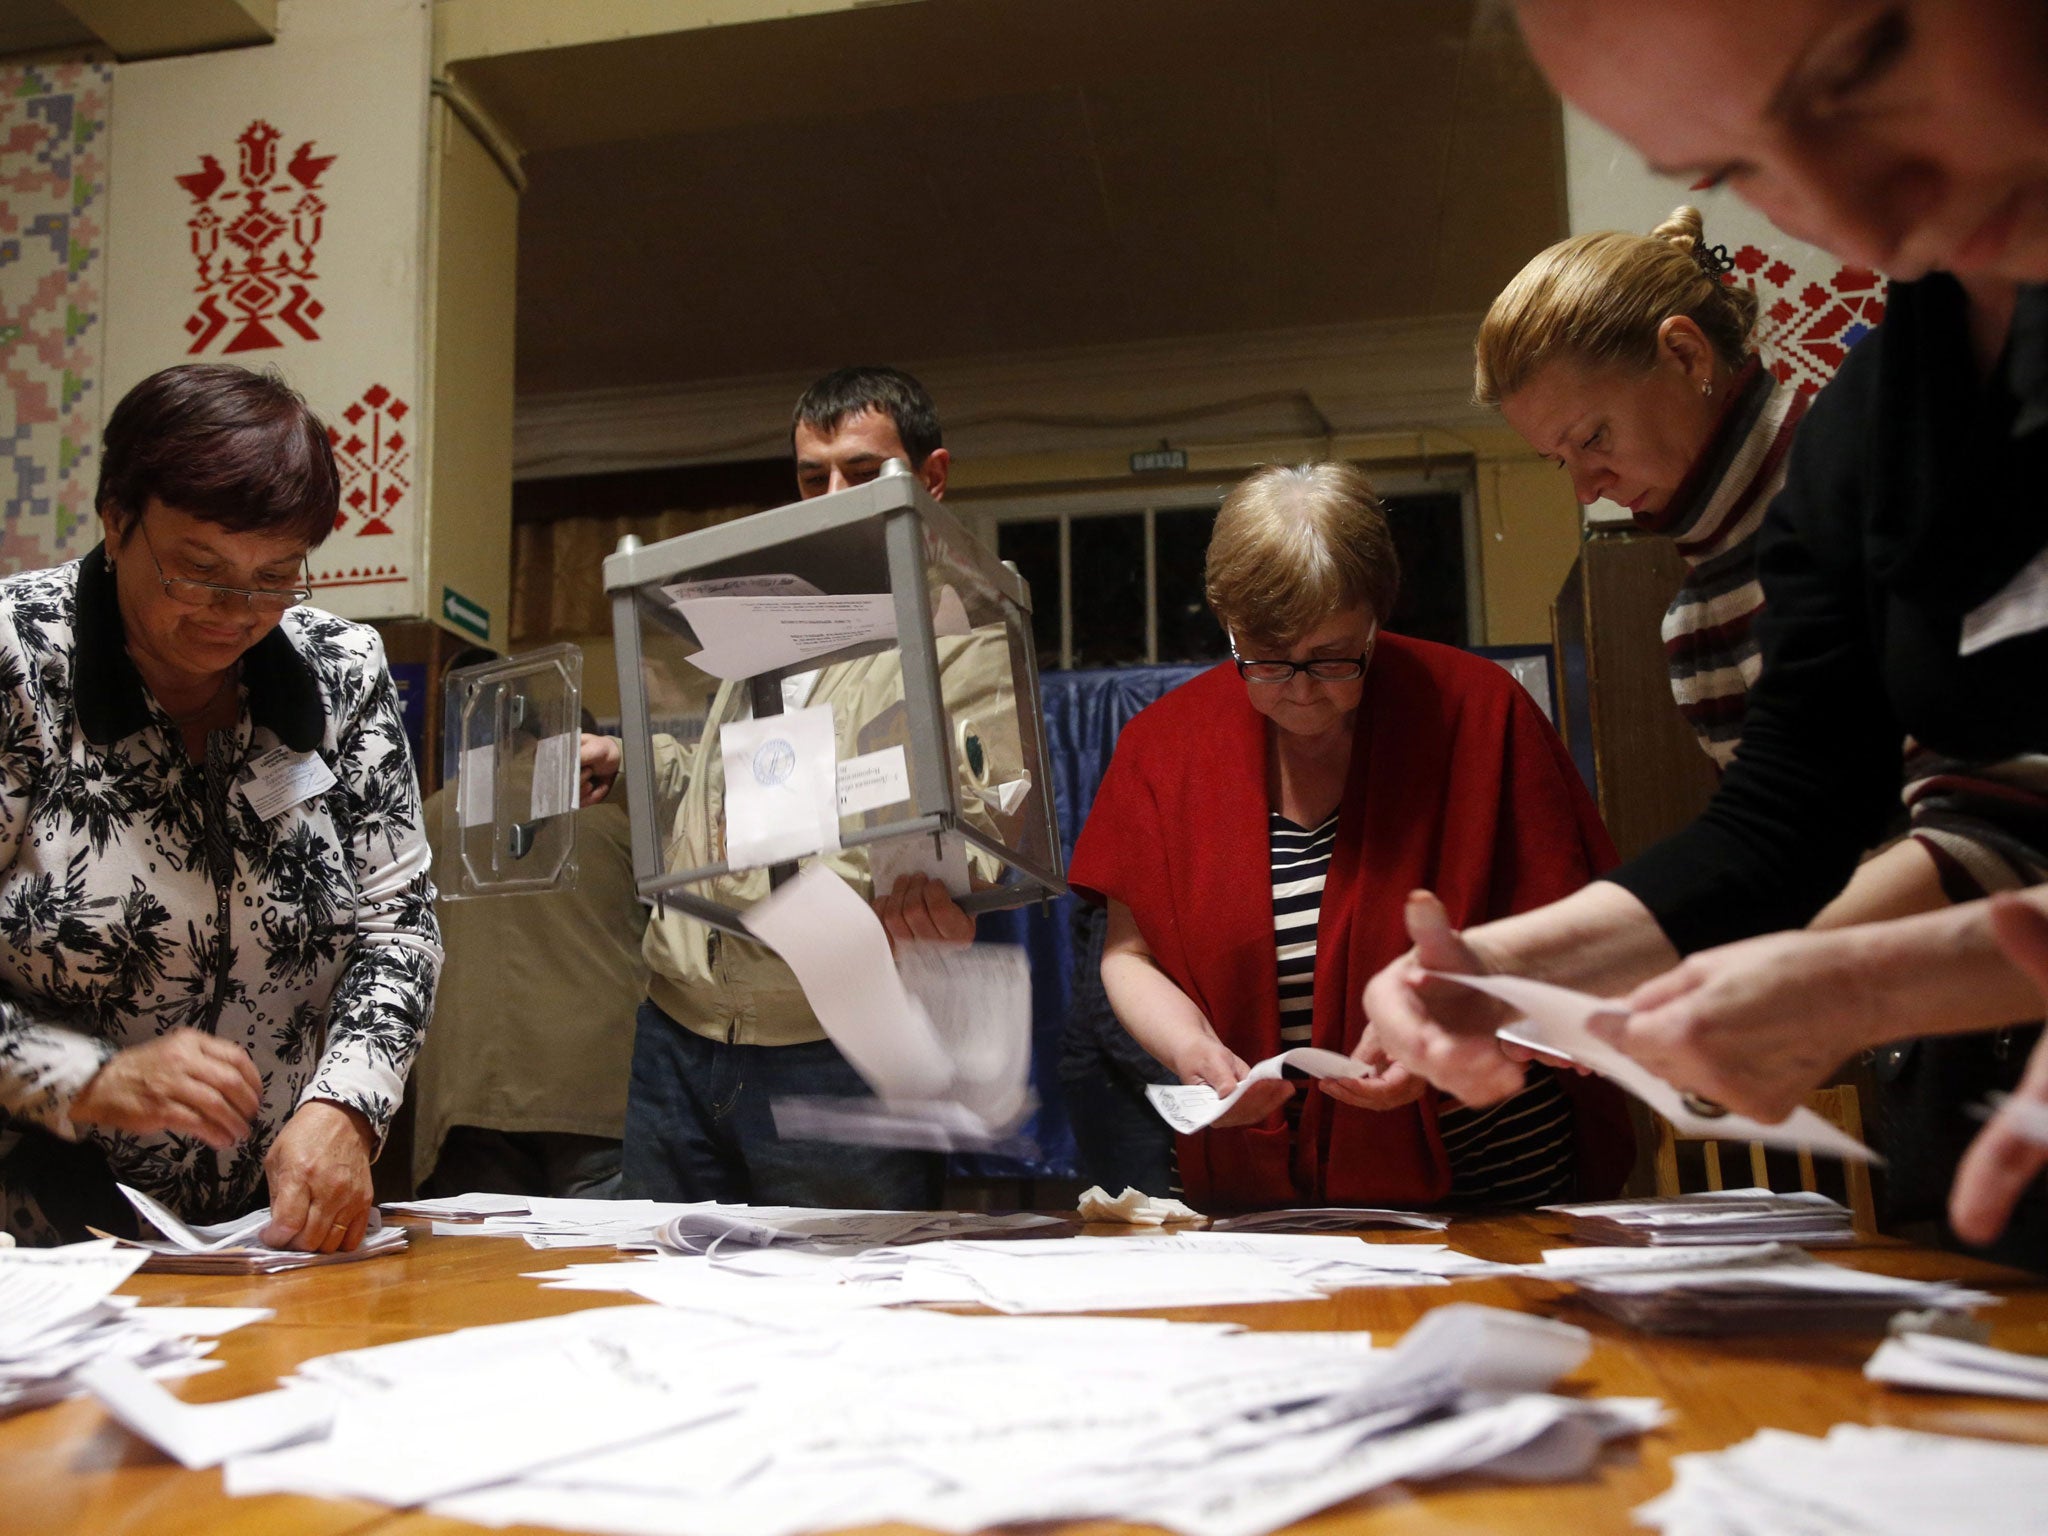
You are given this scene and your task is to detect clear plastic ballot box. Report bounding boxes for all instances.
[602,462,1065,933]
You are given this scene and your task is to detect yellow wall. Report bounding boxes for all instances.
[422,94,519,649]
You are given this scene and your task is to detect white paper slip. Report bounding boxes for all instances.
[80,1358,336,1470]
[720,702,841,868]
[1146,1048,1368,1133]
[664,573,824,603]
[1960,539,2048,655]
[1980,1090,2048,1149]
[458,742,495,828]
[234,744,337,821]
[1427,971,1878,1163]
[867,829,972,900]
[836,743,911,815]
[528,731,577,820]
[119,1185,273,1252]
[676,592,897,679]
[741,863,955,1100]
[1865,1332,2048,1402]
[1211,1208,1449,1234]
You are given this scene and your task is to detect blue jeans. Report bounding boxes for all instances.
[1060,1066,1179,1198]
[620,999,942,1209]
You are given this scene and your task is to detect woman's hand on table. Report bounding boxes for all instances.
[1175,1036,1292,1128]
[1362,891,1529,1107]
[1952,896,2048,1246]
[1320,1021,1428,1111]
[876,873,975,949]
[1592,926,1872,1123]
[262,1099,376,1252]
[69,1029,261,1149]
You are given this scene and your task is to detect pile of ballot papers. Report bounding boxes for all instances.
[651,1206,1064,1255]
[1865,1330,2048,1401]
[1520,1244,1995,1334]
[533,1229,1513,1315]
[1637,1424,2048,1536]
[1542,1188,1858,1246]
[0,1241,269,1414]
[113,1185,406,1274]
[82,1300,1660,1536]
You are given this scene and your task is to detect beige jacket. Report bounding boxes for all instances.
[412,794,650,1184]
[643,632,1024,1046]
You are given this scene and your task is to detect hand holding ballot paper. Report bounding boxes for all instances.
[1426,972,1876,1162]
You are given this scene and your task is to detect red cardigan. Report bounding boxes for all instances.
[1068,637,1634,1211]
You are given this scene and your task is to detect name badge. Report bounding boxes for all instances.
[236,744,338,821]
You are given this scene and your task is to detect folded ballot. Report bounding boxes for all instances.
[1429,971,1877,1161]
[1524,1244,1996,1335]
[1865,1331,2048,1402]
[1541,1188,1857,1247]
[111,1184,407,1274]
[652,1206,1063,1256]
[1211,1206,1449,1233]
[1146,1048,1369,1133]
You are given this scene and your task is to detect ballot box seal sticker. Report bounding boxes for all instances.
[753,738,797,788]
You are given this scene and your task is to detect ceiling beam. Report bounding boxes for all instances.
[55,0,275,60]
[435,0,919,68]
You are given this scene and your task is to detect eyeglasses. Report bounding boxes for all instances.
[139,520,312,612]
[1231,632,1377,685]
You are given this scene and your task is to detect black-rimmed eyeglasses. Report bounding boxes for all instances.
[140,520,312,613]
[1230,632,1377,685]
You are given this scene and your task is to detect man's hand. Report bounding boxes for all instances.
[69,1030,261,1149]
[875,873,975,948]
[1362,891,1527,1106]
[579,732,622,807]
[1173,1036,1292,1129]
[261,1100,376,1253]
[1952,895,2048,1246]
[1590,926,1873,1123]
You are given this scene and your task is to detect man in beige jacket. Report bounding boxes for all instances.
[583,367,995,1208]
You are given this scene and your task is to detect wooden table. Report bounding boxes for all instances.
[7,1215,2048,1536]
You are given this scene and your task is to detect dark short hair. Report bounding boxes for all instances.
[790,366,943,468]
[96,364,339,549]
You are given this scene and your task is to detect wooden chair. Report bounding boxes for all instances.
[1652,1084,1877,1232]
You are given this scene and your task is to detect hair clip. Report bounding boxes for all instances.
[1692,241,1735,279]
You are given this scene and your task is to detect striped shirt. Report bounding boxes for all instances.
[1267,811,1576,1207]
[1270,811,1338,1047]
[1642,362,1809,769]
[1437,1071,1578,1207]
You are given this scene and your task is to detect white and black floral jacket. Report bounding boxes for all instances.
[0,548,441,1236]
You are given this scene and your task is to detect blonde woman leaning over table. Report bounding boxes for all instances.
[1066,463,1633,1215]
[1367,0,2048,1262]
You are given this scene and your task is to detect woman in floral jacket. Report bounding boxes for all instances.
[0,363,440,1250]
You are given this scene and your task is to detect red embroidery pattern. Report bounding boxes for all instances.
[309,563,406,590]
[1728,247,1888,397]
[328,384,408,537]
[176,120,333,355]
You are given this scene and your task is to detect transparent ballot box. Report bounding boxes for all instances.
[603,464,1063,933]
[438,645,583,899]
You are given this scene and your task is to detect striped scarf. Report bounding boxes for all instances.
[1640,362,1808,768]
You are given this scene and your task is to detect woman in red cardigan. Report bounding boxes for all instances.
[1068,463,1632,1212]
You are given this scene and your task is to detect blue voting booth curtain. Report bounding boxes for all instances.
[952,664,1207,1181]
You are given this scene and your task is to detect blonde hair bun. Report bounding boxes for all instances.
[1649,204,1707,253]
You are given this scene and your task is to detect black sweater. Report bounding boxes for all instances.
[1612,275,2048,953]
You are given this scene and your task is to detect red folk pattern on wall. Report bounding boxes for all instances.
[175,120,334,355]
[1726,247,1888,397]
[329,383,409,537]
